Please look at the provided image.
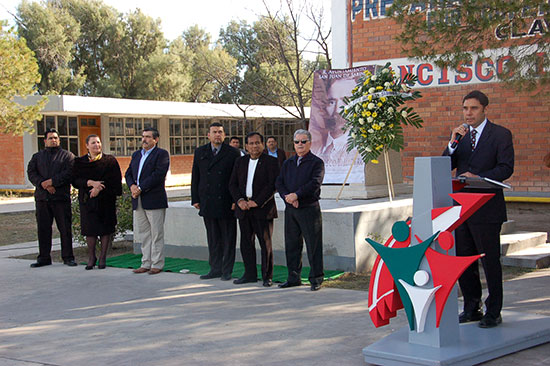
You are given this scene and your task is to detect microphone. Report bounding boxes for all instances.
[450,123,469,149]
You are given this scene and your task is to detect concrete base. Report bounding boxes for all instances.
[320,183,413,200]
[363,310,550,366]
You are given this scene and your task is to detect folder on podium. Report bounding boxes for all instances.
[452,176,511,191]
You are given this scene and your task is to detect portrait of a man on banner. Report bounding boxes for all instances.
[310,66,375,184]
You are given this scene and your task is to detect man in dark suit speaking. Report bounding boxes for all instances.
[443,90,514,328]
[229,132,279,287]
[192,122,240,281]
[125,127,170,275]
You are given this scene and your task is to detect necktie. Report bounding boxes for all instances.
[213,148,218,156]
[471,129,477,151]
[297,156,302,166]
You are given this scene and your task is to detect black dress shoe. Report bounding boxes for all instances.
[479,314,502,328]
[220,274,232,281]
[30,262,51,268]
[311,283,322,291]
[200,272,221,280]
[278,281,301,288]
[64,260,77,267]
[458,310,484,323]
[233,277,257,284]
[263,279,273,287]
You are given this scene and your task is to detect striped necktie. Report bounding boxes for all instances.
[470,129,477,151]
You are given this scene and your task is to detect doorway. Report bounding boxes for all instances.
[79,116,101,156]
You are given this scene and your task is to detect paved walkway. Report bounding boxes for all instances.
[0,239,549,366]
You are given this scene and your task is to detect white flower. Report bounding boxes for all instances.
[382,68,389,74]
[388,107,394,113]
[380,122,385,127]
[401,84,411,92]
[366,146,372,152]
[367,117,374,123]
[359,118,365,125]
[401,110,408,118]
[369,87,375,94]
[384,82,391,87]
[368,103,375,110]
[351,132,356,138]
[371,75,377,81]
[355,105,360,112]
[368,128,374,133]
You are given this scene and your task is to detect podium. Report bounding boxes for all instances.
[362,157,550,365]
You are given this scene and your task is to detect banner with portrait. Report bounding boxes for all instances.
[309,66,375,184]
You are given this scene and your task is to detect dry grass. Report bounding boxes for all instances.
[0,212,59,246]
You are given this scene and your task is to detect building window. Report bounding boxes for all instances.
[263,119,303,152]
[109,117,158,156]
[169,118,212,155]
[36,115,79,155]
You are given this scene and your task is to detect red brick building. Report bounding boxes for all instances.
[331,1,550,197]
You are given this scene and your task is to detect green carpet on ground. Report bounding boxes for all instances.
[104,253,344,283]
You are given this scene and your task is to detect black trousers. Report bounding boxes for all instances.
[456,221,503,318]
[35,200,74,263]
[203,217,237,277]
[238,215,274,281]
[284,204,324,285]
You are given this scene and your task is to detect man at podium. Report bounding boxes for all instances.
[443,90,514,328]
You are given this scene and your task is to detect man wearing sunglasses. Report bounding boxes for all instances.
[275,129,325,291]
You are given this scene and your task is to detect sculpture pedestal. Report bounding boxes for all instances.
[363,310,550,366]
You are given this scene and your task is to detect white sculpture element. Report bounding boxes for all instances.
[399,270,442,333]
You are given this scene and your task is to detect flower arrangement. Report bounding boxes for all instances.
[340,62,423,164]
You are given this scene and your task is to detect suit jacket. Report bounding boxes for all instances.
[443,120,514,224]
[125,147,170,210]
[229,154,279,220]
[27,147,74,202]
[191,143,240,218]
[265,148,287,168]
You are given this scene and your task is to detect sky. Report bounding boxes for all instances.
[0,0,332,48]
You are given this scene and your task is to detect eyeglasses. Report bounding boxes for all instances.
[294,139,309,144]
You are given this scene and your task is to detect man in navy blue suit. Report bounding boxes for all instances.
[443,90,514,328]
[125,127,170,275]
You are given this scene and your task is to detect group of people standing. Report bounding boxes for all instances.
[189,123,326,291]
[27,123,326,291]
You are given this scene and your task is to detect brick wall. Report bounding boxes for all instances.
[350,15,550,194]
[0,134,26,186]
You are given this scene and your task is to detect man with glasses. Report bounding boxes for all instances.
[27,128,76,268]
[275,129,325,291]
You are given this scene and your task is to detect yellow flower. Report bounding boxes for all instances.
[360,128,366,133]
[371,159,379,164]
[366,111,371,117]
[362,103,368,108]
[352,87,358,93]
[373,124,381,130]
[363,80,369,86]
[377,102,382,107]
[353,113,357,118]
[380,97,387,103]
[361,110,368,117]
[387,88,392,92]
[376,86,383,90]
[372,112,378,118]
[389,124,394,128]
[368,95,373,101]
[376,144,383,150]
[362,134,367,138]
[344,108,348,114]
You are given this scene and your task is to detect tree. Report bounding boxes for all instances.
[17,0,86,94]
[0,21,47,135]
[219,0,331,125]
[389,0,550,92]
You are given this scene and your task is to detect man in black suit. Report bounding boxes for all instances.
[275,129,325,291]
[27,128,76,268]
[125,127,170,275]
[265,136,287,168]
[192,122,240,281]
[443,90,514,328]
[229,132,279,287]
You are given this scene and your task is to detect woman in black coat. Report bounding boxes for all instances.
[73,135,122,269]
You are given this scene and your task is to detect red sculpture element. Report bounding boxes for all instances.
[425,248,483,327]
[437,231,454,253]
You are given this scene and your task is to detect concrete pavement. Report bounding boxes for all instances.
[0,241,550,365]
